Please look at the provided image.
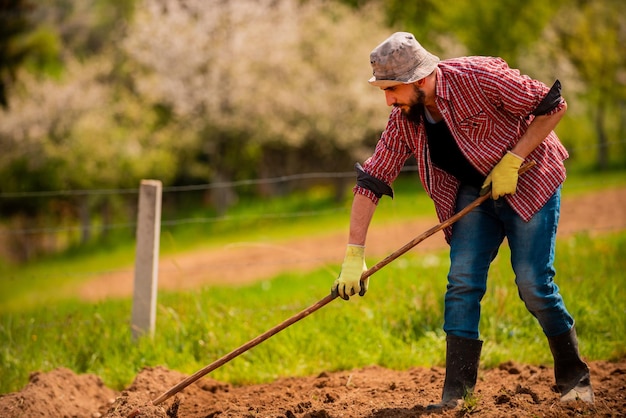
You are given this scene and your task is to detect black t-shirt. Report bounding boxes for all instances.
[424,118,486,188]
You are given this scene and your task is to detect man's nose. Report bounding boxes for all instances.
[384,90,395,107]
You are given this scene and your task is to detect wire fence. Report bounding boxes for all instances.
[0,168,399,237]
[0,170,363,198]
[2,139,625,201]
[2,137,626,202]
[1,157,626,238]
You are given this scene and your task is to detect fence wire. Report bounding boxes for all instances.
[1,158,625,236]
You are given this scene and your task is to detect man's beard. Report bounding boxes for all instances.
[406,103,425,123]
[399,85,425,123]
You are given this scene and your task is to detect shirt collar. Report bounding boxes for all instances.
[435,66,451,102]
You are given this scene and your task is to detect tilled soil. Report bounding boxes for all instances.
[1,360,625,417]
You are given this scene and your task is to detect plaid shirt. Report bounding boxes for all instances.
[356,56,569,241]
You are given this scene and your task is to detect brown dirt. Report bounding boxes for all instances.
[1,187,625,418]
[1,361,625,417]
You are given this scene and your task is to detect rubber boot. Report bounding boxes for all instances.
[548,326,594,403]
[427,335,483,410]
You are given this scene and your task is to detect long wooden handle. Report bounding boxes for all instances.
[148,160,536,408]
[150,293,335,406]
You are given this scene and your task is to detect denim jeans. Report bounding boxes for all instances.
[444,184,574,340]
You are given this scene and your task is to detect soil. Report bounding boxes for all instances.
[1,187,625,418]
[0,360,625,418]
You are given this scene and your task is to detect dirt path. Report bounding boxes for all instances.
[77,187,626,301]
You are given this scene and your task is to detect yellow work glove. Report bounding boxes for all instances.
[481,151,524,199]
[332,244,368,300]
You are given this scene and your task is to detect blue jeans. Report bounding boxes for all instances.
[444,185,574,340]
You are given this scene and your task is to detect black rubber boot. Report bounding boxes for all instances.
[548,326,594,403]
[427,335,483,410]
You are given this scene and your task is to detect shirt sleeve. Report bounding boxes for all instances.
[353,109,412,203]
[474,57,566,119]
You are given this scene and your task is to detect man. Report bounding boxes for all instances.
[331,32,594,410]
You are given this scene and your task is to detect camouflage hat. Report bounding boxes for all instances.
[369,32,440,87]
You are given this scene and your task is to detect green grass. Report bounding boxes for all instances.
[1,170,625,395]
[1,231,624,395]
[561,166,626,195]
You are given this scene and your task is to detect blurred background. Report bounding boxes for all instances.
[1,0,625,263]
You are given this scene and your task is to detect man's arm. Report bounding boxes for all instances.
[347,193,378,245]
[511,104,567,158]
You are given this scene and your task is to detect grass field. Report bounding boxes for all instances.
[1,171,625,395]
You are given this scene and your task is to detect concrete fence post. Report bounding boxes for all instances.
[131,179,162,340]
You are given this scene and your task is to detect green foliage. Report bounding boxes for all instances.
[1,230,624,395]
[1,0,625,262]
[17,25,64,77]
[550,0,626,170]
[0,0,36,107]
[382,0,439,40]
[434,0,566,65]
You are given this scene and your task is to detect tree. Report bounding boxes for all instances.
[550,0,626,169]
[0,0,37,108]
[373,0,566,66]
[123,0,391,209]
[0,53,184,259]
[347,0,626,169]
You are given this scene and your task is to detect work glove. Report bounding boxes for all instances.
[481,151,524,199]
[332,244,368,300]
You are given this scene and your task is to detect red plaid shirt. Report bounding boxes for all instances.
[356,57,569,240]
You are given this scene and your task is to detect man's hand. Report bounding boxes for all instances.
[481,151,524,199]
[332,244,368,300]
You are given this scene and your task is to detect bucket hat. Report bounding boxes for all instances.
[369,32,440,87]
